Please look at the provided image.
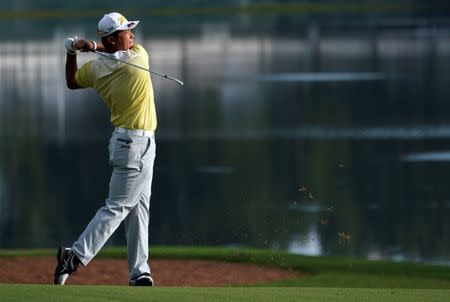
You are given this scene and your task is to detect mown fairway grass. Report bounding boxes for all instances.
[1,246,449,301]
[0,285,449,302]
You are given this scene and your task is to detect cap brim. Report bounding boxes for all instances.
[97,20,139,37]
[116,20,139,31]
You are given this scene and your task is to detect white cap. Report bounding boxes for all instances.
[97,12,139,37]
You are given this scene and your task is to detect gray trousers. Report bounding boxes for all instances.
[71,130,156,279]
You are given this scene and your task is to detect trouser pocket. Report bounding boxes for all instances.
[109,133,148,170]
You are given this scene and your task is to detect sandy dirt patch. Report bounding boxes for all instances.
[0,257,305,286]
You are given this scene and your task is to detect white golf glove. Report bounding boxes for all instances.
[65,36,78,54]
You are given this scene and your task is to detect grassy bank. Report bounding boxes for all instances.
[1,246,449,289]
[1,246,450,301]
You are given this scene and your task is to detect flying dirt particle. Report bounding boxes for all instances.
[298,186,307,192]
[337,232,351,243]
[320,218,328,225]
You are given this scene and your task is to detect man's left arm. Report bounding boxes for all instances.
[65,37,102,89]
[65,52,81,90]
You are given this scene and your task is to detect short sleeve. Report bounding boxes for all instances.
[131,44,148,58]
[131,44,143,52]
[75,61,93,88]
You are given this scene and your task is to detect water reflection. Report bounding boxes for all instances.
[233,72,387,82]
[402,151,450,162]
[288,228,322,256]
[0,13,449,265]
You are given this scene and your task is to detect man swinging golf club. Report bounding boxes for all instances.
[54,12,157,286]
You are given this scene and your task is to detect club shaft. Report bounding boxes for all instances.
[93,50,184,86]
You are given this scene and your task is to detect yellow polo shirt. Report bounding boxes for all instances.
[75,44,157,131]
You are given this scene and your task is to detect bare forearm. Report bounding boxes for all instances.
[75,39,104,52]
[65,53,80,89]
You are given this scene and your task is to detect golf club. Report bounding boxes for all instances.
[92,50,184,86]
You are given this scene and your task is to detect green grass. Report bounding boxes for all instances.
[1,246,450,301]
[0,285,449,302]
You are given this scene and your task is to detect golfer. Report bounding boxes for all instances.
[54,12,157,286]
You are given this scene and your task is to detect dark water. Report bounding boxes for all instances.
[0,7,449,265]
